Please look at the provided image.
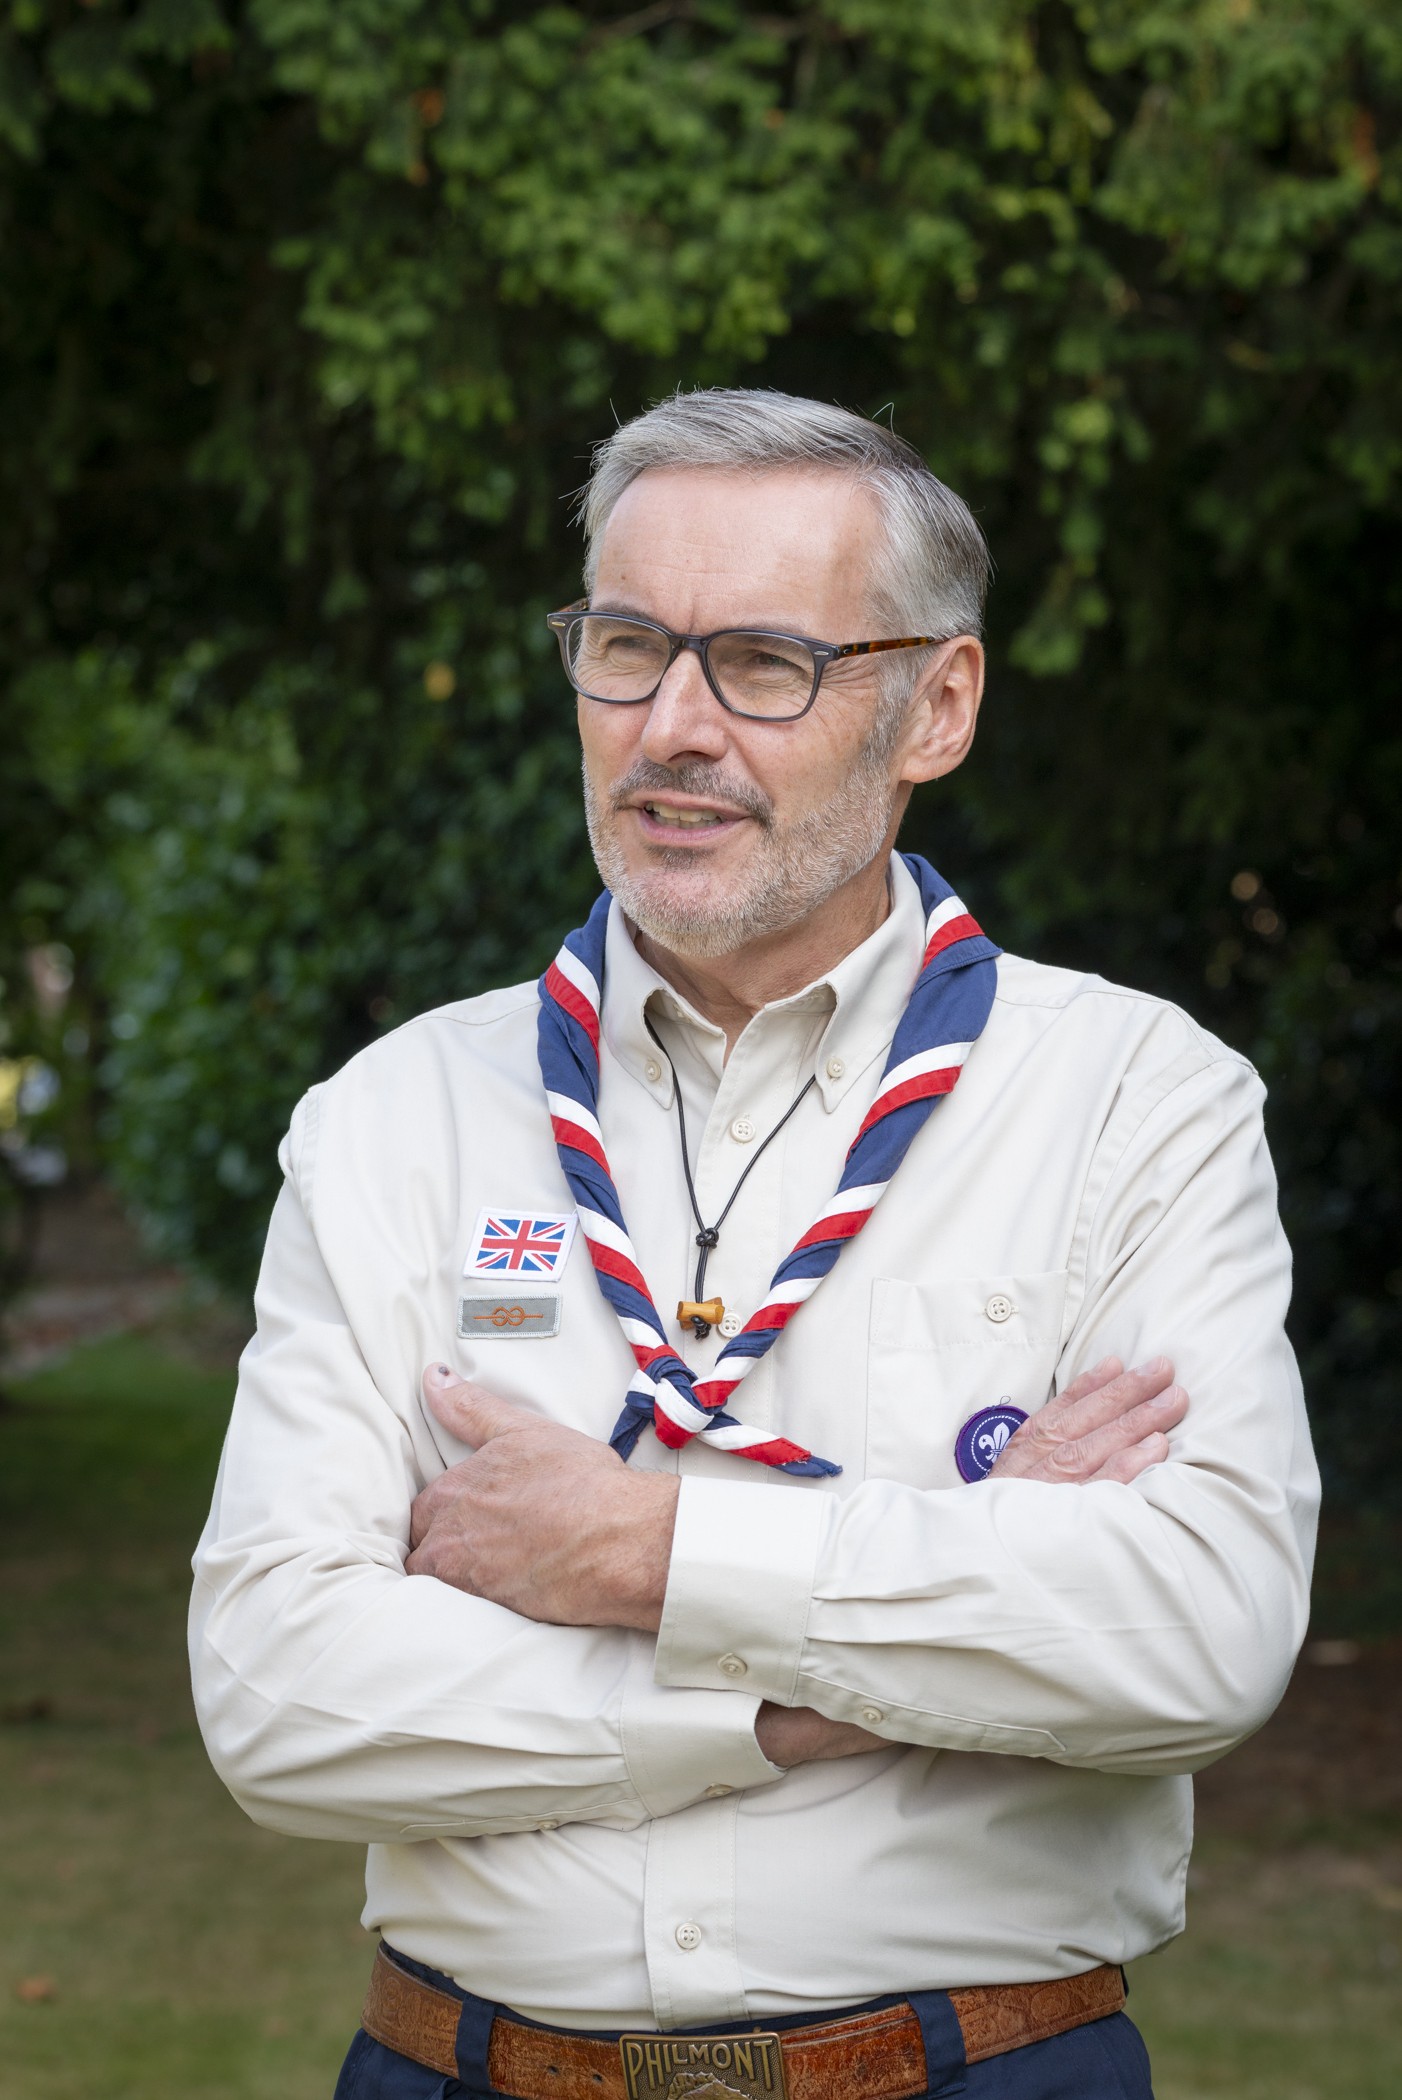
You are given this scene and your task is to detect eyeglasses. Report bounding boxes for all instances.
[545,601,948,723]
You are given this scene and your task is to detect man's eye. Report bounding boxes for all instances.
[729,645,809,679]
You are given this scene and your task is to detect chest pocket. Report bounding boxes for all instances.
[864,1271,1068,1488]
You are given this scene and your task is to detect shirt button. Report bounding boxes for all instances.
[730,1115,757,1143]
[826,1056,845,1080]
[860,1706,885,1725]
[703,1783,733,1798]
[717,1653,748,1678]
[675,1921,703,1951]
[645,1058,663,1084]
[984,1294,1015,1324]
[538,1819,560,1831]
[718,1310,743,1339]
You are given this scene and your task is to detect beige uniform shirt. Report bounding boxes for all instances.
[190,856,1318,2031]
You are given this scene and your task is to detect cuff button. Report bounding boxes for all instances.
[717,1653,748,1678]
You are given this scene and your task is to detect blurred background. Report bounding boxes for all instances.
[1,3,1399,2095]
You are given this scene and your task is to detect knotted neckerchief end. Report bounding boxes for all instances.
[608,1399,653,1464]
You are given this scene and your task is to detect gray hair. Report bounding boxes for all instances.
[578,387,990,645]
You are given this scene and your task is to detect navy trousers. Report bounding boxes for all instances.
[333,1952,1155,2100]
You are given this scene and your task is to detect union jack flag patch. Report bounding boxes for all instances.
[464,1207,577,1279]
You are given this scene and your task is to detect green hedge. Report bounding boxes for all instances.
[2,1,1398,1498]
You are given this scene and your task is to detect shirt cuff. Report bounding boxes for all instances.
[619,1657,783,1818]
[653,1476,831,1706]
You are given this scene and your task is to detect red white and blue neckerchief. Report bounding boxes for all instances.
[537,854,1000,1477]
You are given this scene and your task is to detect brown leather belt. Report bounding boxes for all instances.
[361,1943,1126,2100]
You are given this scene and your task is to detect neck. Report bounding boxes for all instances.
[633,851,896,1055]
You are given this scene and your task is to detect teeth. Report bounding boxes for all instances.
[644,803,724,828]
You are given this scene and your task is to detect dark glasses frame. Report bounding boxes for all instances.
[546,600,950,722]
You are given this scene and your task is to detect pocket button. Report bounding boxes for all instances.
[984,1294,1015,1324]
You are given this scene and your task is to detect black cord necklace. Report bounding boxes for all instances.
[645,1015,817,1339]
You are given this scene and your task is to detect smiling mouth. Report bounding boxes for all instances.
[640,801,736,829]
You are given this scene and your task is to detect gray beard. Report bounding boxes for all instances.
[582,715,904,960]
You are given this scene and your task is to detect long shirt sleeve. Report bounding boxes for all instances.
[189,1096,781,1846]
[655,1054,1318,1777]
[187,875,1321,2025]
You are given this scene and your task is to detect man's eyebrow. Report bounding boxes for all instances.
[586,598,656,620]
[587,599,820,635]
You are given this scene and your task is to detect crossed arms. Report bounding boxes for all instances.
[408,1354,1189,1769]
[190,1049,1317,1843]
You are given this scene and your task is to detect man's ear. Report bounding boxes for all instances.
[898,639,985,787]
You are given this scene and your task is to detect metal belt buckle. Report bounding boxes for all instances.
[619,2031,788,2100]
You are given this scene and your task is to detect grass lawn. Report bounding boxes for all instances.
[3,1333,1399,2098]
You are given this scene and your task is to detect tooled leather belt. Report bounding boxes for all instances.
[360,1943,1127,2100]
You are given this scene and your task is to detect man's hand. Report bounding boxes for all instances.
[753,1360,1187,1768]
[407,1366,679,1631]
[754,1703,886,1767]
[990,1356,1187,1484]
[409,1353,1184,1767]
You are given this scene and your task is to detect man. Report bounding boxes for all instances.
[191,389,1318,2100]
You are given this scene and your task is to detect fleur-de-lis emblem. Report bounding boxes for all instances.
[975,1419,1015,1465]
[955,1401,1030,1483]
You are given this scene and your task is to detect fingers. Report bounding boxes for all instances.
[1086,1430,1172,1486]
[985,1356,1120,1482]
[408,1471,451,1551]
[421,1363,532,1446]
[1037,1386,1186,1483]
[1049,1356,1176,1447]
[1054,1355,1125,1407]
[991,1357,1177,1481]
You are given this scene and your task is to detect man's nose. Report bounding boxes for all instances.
[639,644,732,769]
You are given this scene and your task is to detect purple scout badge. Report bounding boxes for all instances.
[955,1401,1029,1482]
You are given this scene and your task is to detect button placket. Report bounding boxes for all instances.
[641,1788,748,2026]
[682,1008,819,1434]
[684,1034,777,1393]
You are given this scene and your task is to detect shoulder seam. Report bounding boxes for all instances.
[420,986,540,1030]
[995,974,1254,1073]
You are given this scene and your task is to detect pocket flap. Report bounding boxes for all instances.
[871,1271,1068,1352]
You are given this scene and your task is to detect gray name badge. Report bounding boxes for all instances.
[457,1292,562,1340]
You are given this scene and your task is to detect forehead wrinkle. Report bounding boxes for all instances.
[596,478,880,638]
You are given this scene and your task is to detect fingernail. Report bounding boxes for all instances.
[426,1362,454,1386]
[1094,1355,1119,1374]
[1135,1357,1170,1377]
[1152,1386,1184,1409]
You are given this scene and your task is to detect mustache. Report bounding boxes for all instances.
[608,759,774,828]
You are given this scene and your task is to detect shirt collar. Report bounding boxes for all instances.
[601,854,927,1112]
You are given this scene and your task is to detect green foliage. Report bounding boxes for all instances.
[2,1,1399,1494]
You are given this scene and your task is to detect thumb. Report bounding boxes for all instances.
[422,1363,532,1446]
